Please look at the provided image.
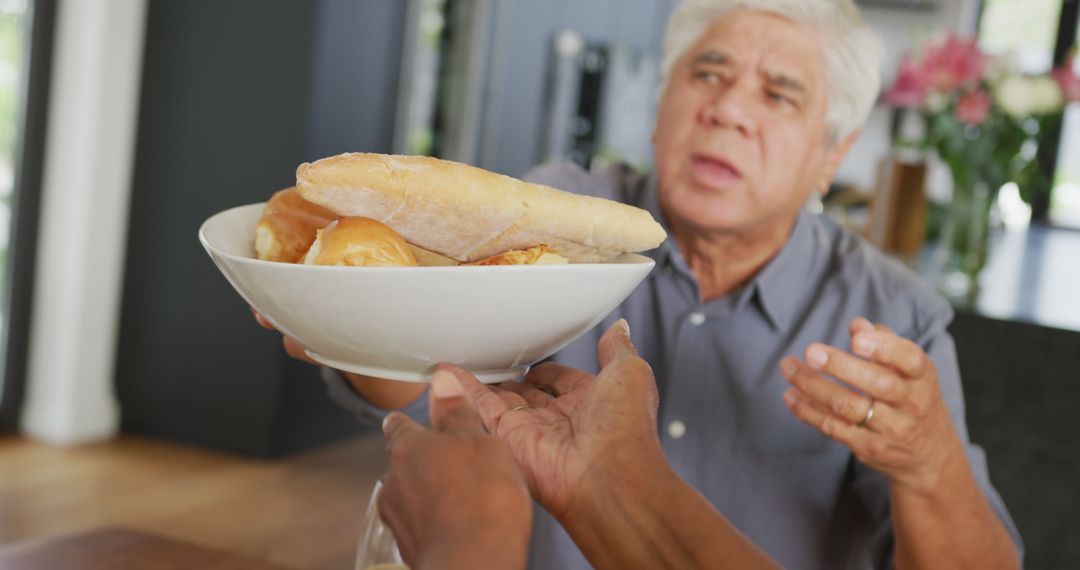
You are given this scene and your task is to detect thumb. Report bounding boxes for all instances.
[596,319,659,419]
[382,411,424,450]
[251,307,277,330]
[597,319,637,368]
[428,368,488,435]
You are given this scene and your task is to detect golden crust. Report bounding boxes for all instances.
[305,217,418,267]
[255,187,337,263]
[464,245,567,266]
[295,153,666,262]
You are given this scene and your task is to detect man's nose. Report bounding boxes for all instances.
[699,80,757,137]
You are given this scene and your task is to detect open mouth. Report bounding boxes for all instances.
[690,153,742,187]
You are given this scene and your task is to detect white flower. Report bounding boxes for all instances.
[1030,76,1064,114]
[995,75,1065,118]
[926,91,949,113]
[995,75,1037,118]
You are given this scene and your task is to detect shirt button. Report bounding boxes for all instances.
[667,420,687,439]
[688,312,706,326]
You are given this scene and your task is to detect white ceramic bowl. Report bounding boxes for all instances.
[199,204,655,383]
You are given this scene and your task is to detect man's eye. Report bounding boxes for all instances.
[767,91,793,106]
[693,70,722,84]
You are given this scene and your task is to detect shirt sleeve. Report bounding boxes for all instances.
[320,367,430,427]
[854,299,1024,568]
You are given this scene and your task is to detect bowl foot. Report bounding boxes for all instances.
[305,351,530,384]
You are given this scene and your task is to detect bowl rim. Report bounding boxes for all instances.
[199,202,658,273]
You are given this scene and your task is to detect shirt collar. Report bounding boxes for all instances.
[636,172,822,330]
[749,208,822,332]
[636,173,686,274]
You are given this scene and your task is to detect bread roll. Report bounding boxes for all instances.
[407,244,459,266]
[296,153,667,263]
[304,217,418,267]
[255,187,337,263]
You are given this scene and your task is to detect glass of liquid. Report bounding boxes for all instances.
[355,478,409,570]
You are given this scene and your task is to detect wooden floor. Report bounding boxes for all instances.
[0,433,389,569]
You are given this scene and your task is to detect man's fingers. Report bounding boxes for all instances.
[524,362,593,396]
[433,400,490,435]
[282,336,319,365]
[781,356,874,424]
[799,345,910,404]
[597,319,637,368]
[438,364,511,431]
[252,307,276,330]
[850,328,930,379]
[382,412,424,449]
[428,369,491,434]
[848,317,874,338]
[257,307,319,367]
[780,357,904,434]
[595,340,659,417]
[496,381,555,408]
[783,387,877,452]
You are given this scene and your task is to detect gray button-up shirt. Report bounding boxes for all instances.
[325,162,1022,569]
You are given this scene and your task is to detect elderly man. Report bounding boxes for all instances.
[262,0,1023,567]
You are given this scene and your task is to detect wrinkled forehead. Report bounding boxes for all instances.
[684,9,826,89]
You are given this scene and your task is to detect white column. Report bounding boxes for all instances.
[20,0,147,445]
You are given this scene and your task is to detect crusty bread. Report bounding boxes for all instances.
[255,187,337,263]
[465,245,568,266]
[407,244,459,266]
[295,153,667,262]
[304,217,418,267]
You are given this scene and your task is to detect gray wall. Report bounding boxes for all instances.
[477,0,678,177]
[116,0,406,457]
[307,0,407,160]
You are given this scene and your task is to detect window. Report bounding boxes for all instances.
[1050,9,1080,228]
[979,0,1080,228]
[0,0,28,411]
[978,0,1063,73]
[0,0,29,337]
[0,0,50,427]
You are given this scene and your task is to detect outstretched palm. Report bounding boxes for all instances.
[448,322,660,519]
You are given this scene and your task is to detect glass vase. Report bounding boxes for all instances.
[932,167,994,301]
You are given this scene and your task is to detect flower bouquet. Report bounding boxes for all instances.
[885,35,1079,299]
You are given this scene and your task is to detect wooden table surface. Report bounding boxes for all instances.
[0,526,292,569]
[0,433,388,569]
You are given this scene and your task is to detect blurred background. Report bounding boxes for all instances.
[0,0,1076,568]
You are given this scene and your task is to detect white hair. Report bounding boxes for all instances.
[660,0,884,143]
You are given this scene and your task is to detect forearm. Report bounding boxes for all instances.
[417,522,530,570]
[559,463,778,570]
[344,371,428,410]
[891,444,1019,569]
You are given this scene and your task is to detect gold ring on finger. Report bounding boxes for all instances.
[857,397,875,428]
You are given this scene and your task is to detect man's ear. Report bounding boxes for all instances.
[816,130,860,194]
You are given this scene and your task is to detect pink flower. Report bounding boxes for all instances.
[921,36,988,93]
[885,58,930,108]
[1052,57,1080,102]
[955,90,990,125]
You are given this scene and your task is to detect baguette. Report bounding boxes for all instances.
[295,153,666,263]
